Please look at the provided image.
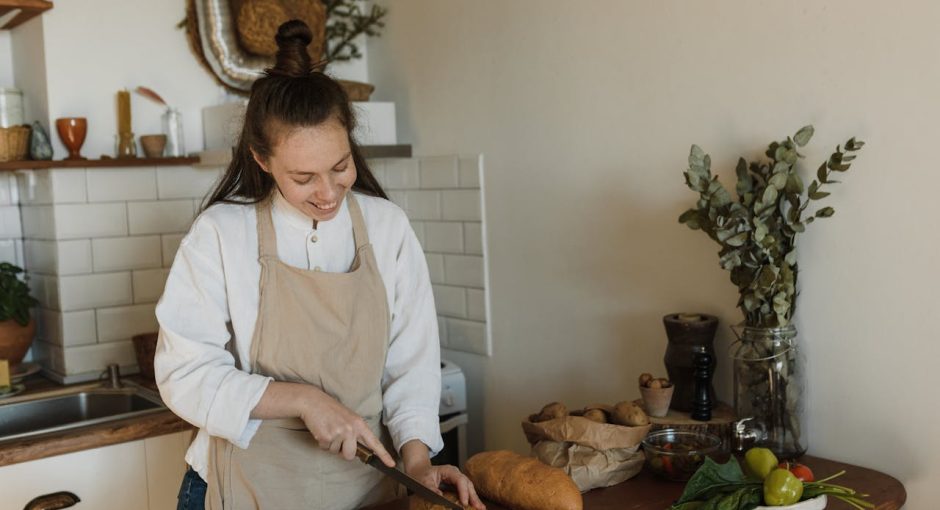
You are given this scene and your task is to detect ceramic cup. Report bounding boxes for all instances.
[139,134,166,158]
[55,117,87,160]
[640,385,675,417]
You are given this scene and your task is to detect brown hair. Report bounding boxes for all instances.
[204,19,387,210]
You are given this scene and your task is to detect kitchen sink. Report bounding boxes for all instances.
[0,381,168,443]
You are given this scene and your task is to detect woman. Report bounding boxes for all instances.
[155,19,484,510]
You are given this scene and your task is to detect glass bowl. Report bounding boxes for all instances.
[641,429,722,481]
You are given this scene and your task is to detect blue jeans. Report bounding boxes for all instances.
[177,467,207,510]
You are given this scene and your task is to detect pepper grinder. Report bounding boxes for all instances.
[691,351,713,421]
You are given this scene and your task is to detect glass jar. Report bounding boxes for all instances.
[731,325,806,459]
[162,108,185,157]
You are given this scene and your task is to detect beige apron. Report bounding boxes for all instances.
[205,193,401,510]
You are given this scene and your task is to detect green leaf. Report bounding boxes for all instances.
[725,232,749,247]
[808,190,830,200]
[817,163,828,184]
[785,173,804,194]
[816,207,835,218]
[735,158,751,197]
[675,457,748,504]
[679,209,701,229]
[793,125,815,147]
[689,145,707,169]
[768,171,788,190]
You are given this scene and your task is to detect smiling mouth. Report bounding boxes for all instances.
[310,200,338,211]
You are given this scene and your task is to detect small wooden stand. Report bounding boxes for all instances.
[635,400,736,450]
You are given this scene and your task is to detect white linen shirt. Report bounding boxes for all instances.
[154,190,443,481]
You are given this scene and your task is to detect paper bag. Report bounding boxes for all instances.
[522,415,651,492]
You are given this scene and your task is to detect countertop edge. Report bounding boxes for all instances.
[0,409,195,467]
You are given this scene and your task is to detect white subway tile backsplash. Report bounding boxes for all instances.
[383,158,420,189]
[0,239,16,264]
[16,169,87,205]
[387,191,407,209]
[55,203,129,239]
[441,190,481,221]
[62,340,136,375]
[133,269,170,303]
[410,221,425,246]
[59,272,133,311]
[365,159,386,186]
[0,173,13,205]
[128,200,195,235]
[86,167,157,202]
[443,255,484,288]
[425,253,445,284]
[25,239,93,275]
[96,304,158,343]
[437,316,448,347]
[424,222,463,253]
[458,156,482,188]
[161,234,184,266]
[13,239,23,267]
[445,318,487,355]
[467,288,486,321]
[464,222,483,255]
[38,309,97,347]
[20,205,55,239]
[432,284,466,318]
[403,191,441,220]
[0,206,19,238]
[27,274,60,310]
[419,156,459,189]
[156,165,222,199]
[92,236,162,272]
[31,340,65,374]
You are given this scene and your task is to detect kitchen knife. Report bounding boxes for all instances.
[355,443,464,510]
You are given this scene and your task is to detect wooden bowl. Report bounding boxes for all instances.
[139,134,167,158]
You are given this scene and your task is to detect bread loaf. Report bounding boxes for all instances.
[408,491,470,510]
[465,450,582,510]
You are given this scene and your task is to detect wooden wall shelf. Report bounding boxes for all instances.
[0,0,53,30]
[0,157,200,171]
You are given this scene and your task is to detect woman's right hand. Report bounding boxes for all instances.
[298,385,396,467]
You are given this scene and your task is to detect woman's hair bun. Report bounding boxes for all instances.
[270,19,314,78]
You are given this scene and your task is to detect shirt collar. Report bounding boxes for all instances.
[271,189,351,233]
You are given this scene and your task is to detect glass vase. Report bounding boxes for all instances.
[731,325,806,459]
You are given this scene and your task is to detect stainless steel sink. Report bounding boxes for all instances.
[0,381,168,443]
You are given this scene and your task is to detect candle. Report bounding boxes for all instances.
[117,89,131,135]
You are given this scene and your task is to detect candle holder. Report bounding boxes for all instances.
[55,117,87,160]
[116,132,137,159]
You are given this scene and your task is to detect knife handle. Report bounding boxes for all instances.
[355,442,373,463]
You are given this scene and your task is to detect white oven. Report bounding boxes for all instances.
[435,359,468,468]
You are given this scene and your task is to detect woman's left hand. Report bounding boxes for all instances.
[405,462,486,510]
[400,439,485,510]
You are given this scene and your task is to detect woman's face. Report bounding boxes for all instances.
[252,117,357,223]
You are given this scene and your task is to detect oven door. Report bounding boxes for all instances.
[433,412,468,468]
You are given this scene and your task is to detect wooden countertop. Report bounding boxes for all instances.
[369,455,906,510]
[0,374,194,467]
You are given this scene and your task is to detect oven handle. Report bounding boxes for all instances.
[439,413,468,434]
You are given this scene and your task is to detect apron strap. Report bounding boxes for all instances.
[346,192,371,251]
[255,197,278,260]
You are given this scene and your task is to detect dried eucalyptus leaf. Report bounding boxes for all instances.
[815,207,835,218]
[793,125,814,147]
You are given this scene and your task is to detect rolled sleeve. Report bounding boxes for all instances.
[154,216,272,448]
[382,216,444,456]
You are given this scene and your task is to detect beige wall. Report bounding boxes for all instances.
[368,1,936,506]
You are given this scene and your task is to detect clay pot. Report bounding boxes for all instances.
[640,385,674,418]
[139,134,167,158]
[132,332,158,381]
[0,318,36,367]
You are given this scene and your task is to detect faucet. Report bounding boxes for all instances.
[100,364,123,389]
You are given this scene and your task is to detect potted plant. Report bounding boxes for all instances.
[0,262,39,367]
[678,126,864,458]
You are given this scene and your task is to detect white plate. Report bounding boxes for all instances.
[755,495,827,510]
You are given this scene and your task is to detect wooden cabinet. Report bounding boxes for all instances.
[0,431,190,510]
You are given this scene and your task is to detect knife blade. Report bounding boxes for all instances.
[355,443,463,510]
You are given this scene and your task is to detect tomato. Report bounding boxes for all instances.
[744,447,779,480]
[763,468,803,506]
[778,461,815,482]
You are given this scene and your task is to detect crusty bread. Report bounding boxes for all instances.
[465,450,583,510]
[408,491,470,510]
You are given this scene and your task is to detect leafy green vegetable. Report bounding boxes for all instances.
[700,487,762,510]
[674,457,751,505]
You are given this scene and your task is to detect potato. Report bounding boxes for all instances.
[638,373,654,387]
[533,401,567,422]
[583,408,608,423]
[611,401,650,426]
[647,378,663,389]
[656,377,672,388]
